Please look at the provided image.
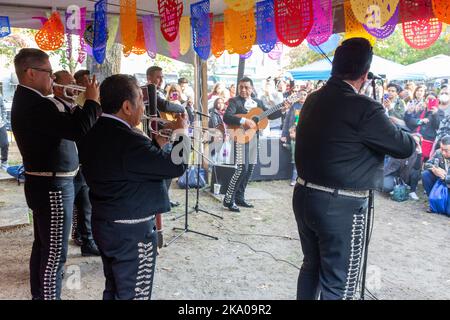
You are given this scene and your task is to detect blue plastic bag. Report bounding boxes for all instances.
[177,166,206,189]
[429,180,448,214]
[6,164,25,185]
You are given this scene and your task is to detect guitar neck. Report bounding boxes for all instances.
[259,101,285,121]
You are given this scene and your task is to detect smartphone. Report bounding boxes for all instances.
[170,91,179,100]
[141,86,149,106]
[383,93,389,100]
[428,98,439,110]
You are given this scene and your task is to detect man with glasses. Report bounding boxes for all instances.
[11,48,101,300]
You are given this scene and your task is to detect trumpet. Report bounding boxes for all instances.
[53,83,86,102]
[142,116,225,140]
[53,83,86,92]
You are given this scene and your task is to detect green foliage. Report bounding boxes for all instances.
[0,28,36,66]
[49,48,79,74]
[179,64,194,83]
[373,27,450,65]
[286,42,326,70]
[286,27,450,70]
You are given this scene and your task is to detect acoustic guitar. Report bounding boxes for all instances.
[227,93,301,144]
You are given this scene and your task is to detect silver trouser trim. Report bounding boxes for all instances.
[26,168,79,177]
[134,241,155,300]
[224,142,244,203]
[43,191,64,300]
[297,177,369,199]
[114,215,155,224]
[343,210,367,300]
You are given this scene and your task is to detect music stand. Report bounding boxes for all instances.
[165,160,219,247]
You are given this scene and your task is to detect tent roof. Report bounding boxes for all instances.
[288,55,427,81]
[403,55,450,79]
[0,0,348,32]
[0,0,349,65]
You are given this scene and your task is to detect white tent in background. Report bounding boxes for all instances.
[403,55,450,79]
[289,55,426,81]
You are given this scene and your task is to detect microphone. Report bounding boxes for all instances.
[195,111,210,118]
[368,72,383,80]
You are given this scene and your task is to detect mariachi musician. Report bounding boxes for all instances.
[223,76,290,212]
[145,67,186,247]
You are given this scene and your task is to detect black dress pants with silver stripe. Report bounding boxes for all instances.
[73,170,94,243]
[92,217,157,300]
[25,175,74,300]
[224,139,257,205]
[292,184,368,300]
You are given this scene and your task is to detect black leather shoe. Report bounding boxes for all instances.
[235,200,254,208]
[223,201,240,212]
[72,237,84,247]
[170,200,180,207]
[81,241,101,257]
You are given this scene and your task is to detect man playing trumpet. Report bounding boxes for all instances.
[79,74,189,300]
[52,70,100,257]
[11,48,101,300]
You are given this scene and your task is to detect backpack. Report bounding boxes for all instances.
[391,178,410,202]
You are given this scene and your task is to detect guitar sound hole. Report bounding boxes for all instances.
[252,116,259,124]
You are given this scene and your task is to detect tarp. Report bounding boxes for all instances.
[289,55,426,81]
[403,55,450,79]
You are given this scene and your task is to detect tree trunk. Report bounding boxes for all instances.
[86,43,122,81]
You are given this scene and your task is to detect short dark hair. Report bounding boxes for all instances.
[238,76,254,87]
[331,38,373,81]
[14,48,49,80]
[100,74,140,114]
[440,135,450,146]
[53,70,72,84]
[178,77,188,85]
[387,83,402,93]
[74,69,90,84]
[146,66,162,78]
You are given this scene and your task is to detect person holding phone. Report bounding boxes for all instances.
[383,83,406,127]
[405,92,444,161]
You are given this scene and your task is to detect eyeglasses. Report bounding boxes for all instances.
[27,67,54,76]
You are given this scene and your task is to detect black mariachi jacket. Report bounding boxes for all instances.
[11,85,100,173]
[295,77,415,191]
[79,116,188,221]
[223,95,283,126]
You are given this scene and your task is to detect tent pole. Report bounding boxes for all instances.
[237,56,245,86]
[194,55,209,173]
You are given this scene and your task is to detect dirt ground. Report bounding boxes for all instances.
[1,175,450,300]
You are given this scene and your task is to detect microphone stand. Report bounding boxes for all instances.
[165,163,219,247]
[360,77,379,300]
[165,124,220,247]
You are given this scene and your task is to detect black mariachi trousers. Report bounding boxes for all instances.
[292,184,369,300]
[72,169,94,244]
[25,175,74,300]
[92,216,158,300]
[224,138,258,205]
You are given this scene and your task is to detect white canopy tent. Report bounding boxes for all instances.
[288,55,426,81]
[403,55,450,79]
